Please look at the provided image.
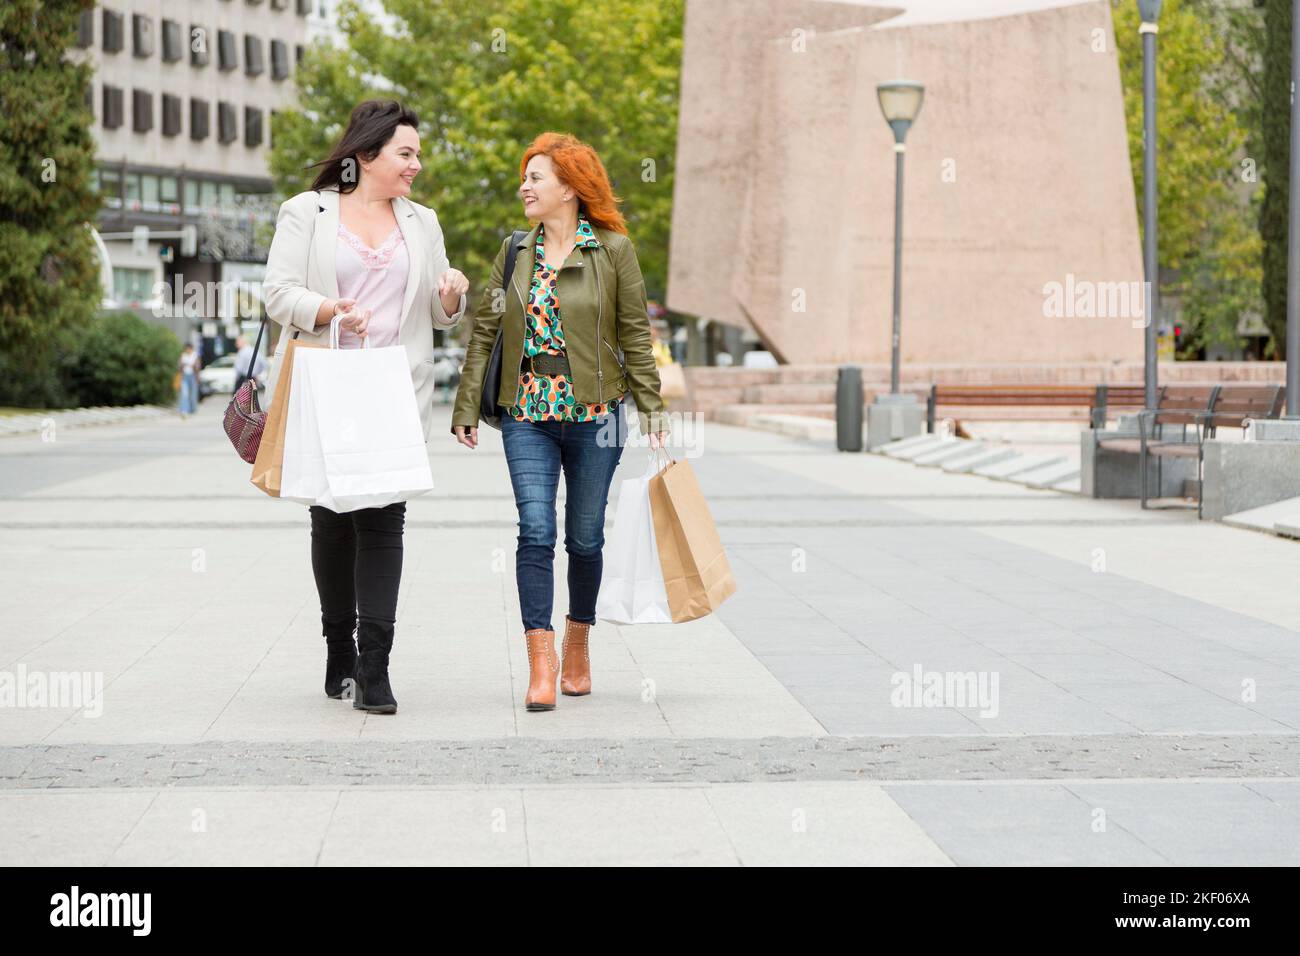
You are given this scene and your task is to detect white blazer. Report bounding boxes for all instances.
[261,186,466,442]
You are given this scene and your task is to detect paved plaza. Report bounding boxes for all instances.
[0,400,1297,865]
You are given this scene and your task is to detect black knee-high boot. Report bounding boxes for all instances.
[353,620,397,714]
[323,616,358,700]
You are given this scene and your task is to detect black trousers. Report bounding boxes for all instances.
[309,502,407,639]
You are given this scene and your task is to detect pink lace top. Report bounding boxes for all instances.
[335,222,409,349]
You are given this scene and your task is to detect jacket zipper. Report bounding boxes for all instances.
[602,337,621,367]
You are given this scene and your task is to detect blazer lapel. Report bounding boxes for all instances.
[509,223,540,309]
[392,196,422,330]
[315,187,340,300]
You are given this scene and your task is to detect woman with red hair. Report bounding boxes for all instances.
[451,132,669,712]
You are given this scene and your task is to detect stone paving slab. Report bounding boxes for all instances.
[885,779,1300,866]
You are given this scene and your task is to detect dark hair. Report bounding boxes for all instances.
[308,100,419,193]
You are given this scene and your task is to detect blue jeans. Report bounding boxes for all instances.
[500,401,628,632]
[179,370,198,414]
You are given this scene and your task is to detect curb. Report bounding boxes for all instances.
[0,404,177,437]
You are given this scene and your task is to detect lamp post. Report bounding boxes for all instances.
[1287,0,1300,417]
[1138,0,1161,410]
[878,80,925,395]
[860,80,926,451]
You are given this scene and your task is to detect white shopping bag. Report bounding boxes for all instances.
[595,455,672,624]
[280,319,434,513]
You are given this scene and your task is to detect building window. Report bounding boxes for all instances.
[245,107,264,147]
[218,102,238,144]
[102,9,124,53]
[295,44,304,66]
[141,174,160,208]
[159,176,179,204]
[123,172,141,202]
[77,9,93,48]
[114,268,154,304]
[102,86,124,129]
[132,89,153,133]
[217,30,237,71]
[132,14,153,58]
[161,20,183,62]
[270,40,289,80]
[83,82,94,115]
[271,0,290,10]
[114,268,155,306]
[162,94,182,137]
[191,25,210,67]
[100,167,122,203]
[269,109,278,148]
[220,183,235,208]
[297,0,312,15]
[200,181,219,209]
[244,35,264,76]
[190,98,210,141]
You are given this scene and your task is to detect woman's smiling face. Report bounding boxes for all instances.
[519,153,571,220]
[361,123,422,198]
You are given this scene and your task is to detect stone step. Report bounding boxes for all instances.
[942,447,1018,473]
[741,383,837,404]
[874,434,938,456]
[911,440,982,466]
[685,361,1286,389]
[1018,460,1082,489]
[713,403,837,423]
[972,454,1066,480]
[884,436,949,461]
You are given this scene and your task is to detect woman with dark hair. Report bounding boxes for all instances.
[451,132,669,713]
[262,99,469,715]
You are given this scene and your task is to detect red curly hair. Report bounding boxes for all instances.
[520,132,627,235]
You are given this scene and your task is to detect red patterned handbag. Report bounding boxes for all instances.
[223,318,269,463]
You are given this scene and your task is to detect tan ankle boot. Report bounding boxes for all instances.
[524,627,559,711]
[560,614,592,696]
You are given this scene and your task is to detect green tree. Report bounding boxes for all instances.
[270,0,684,324]
[1114,0,1263,356]
[0,0,102,406]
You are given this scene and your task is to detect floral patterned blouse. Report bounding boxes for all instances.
[506,217,621,422]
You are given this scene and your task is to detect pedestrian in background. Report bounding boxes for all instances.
[177,343,200,415]
[233,334,267,393]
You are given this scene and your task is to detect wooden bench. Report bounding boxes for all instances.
[925,383,1147,432]
[1096,384,1285,517]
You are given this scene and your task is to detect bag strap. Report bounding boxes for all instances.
[501,229,527,298]
[248,316,268,373]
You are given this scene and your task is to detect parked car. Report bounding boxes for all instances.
[199,353,238,398]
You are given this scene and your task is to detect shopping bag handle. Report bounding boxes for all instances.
[652,442,674,470]
[329,314,371,350]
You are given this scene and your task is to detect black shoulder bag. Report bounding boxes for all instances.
[478,230,528,431]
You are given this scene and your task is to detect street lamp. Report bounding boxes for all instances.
[1138,0,1161,410]
[1287,0,1300,417]
[878,80,924,396]
[858,79,926,452]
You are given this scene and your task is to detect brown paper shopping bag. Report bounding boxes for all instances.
[648,455,737,623]
[250,339,324,497]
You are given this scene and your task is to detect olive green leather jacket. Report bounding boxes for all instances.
[450,222,668,436]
